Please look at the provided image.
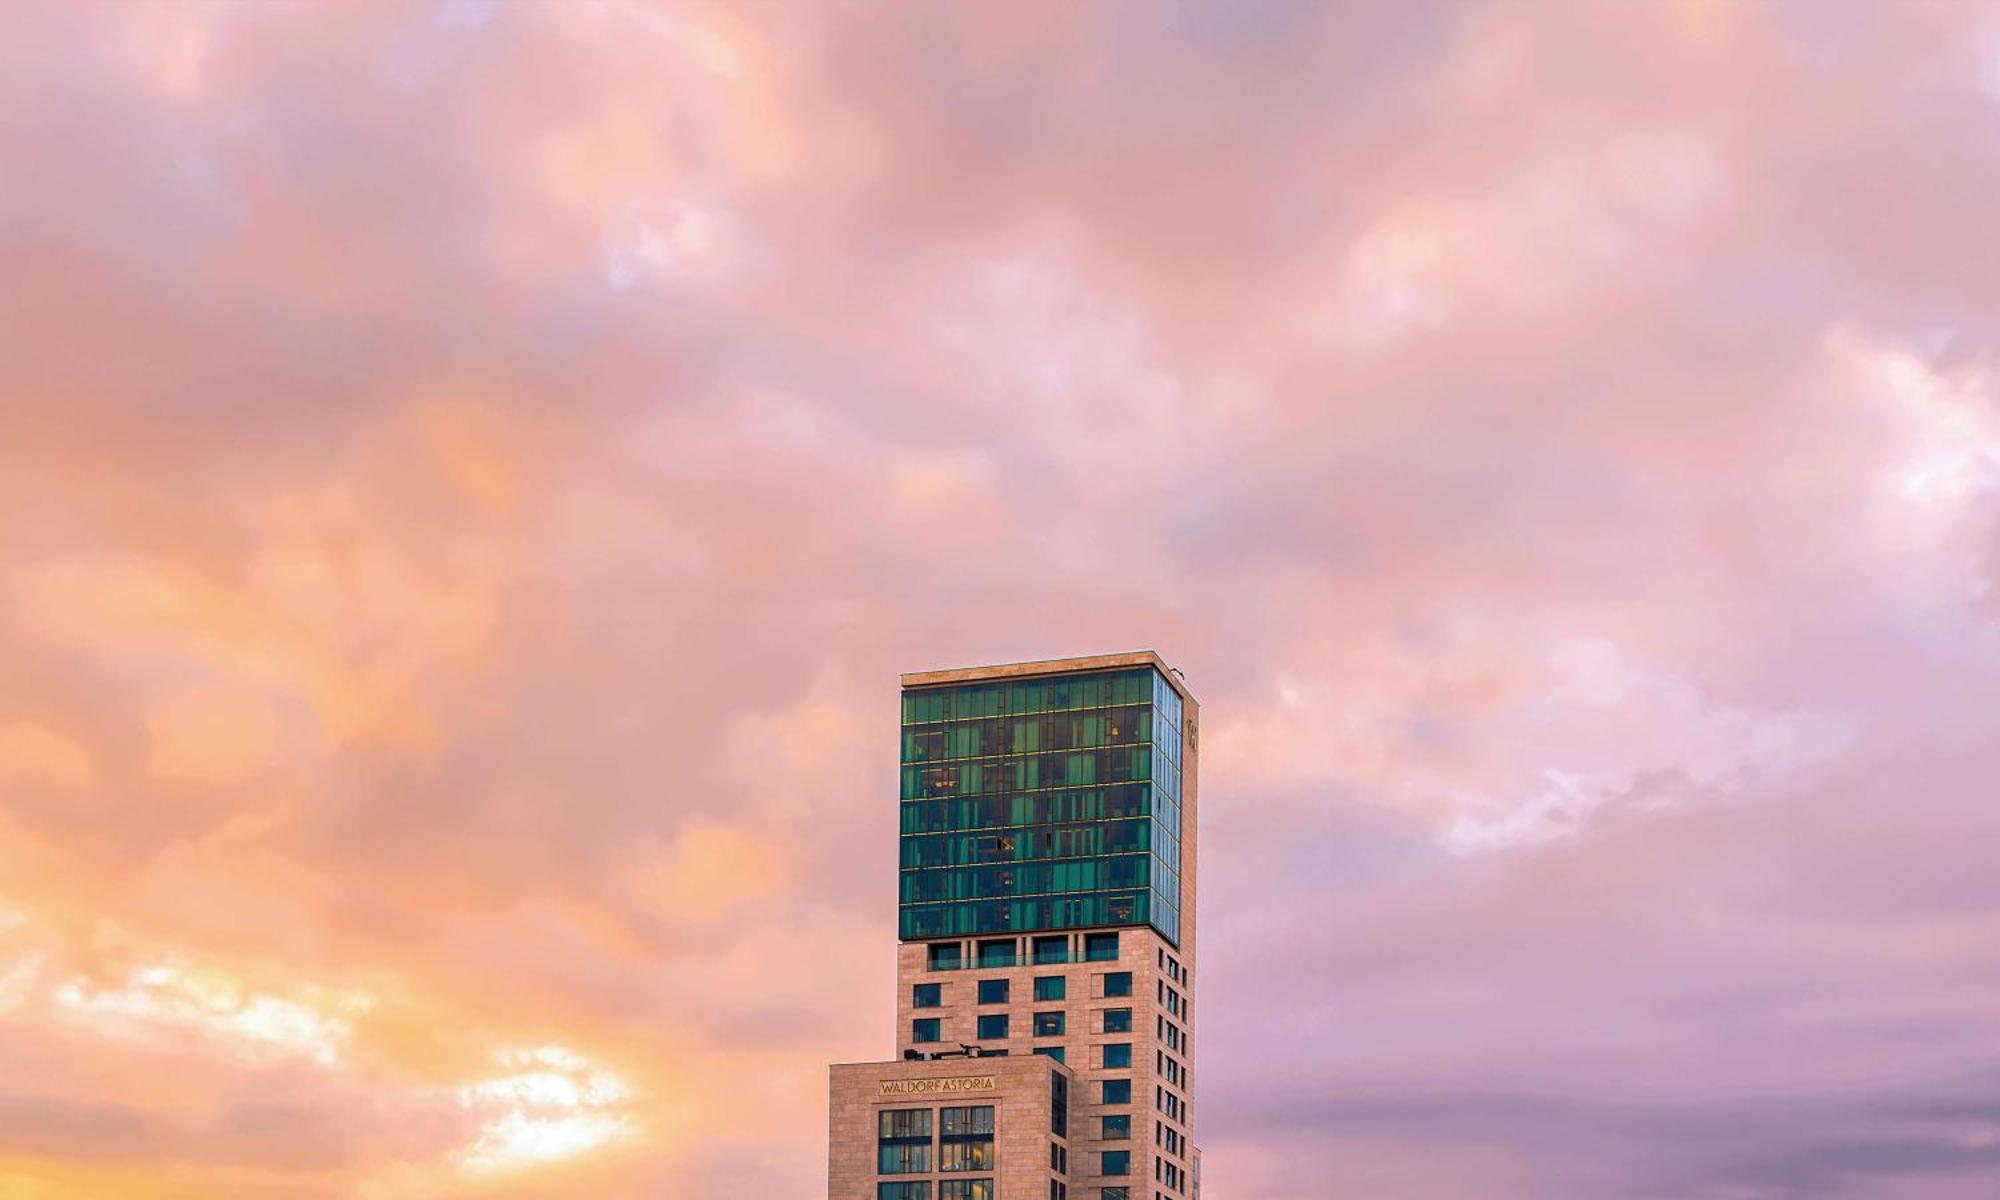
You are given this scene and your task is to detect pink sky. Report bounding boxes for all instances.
[3,2,2000,1197]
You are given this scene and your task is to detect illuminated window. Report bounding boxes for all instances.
[939,1106,995,1172]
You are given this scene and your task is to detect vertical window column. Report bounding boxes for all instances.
[878,1109,932,1175]
[938,1105,995,1173]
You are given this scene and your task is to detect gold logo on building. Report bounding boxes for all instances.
[878,1075,996,1096]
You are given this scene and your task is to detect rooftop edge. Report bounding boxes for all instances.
[900,650,1197,707]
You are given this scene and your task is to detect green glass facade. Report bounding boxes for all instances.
[899,666,1186,945]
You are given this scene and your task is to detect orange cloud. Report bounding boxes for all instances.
[3,1,1999,1196]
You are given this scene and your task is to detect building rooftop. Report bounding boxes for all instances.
[900,650,1197,709]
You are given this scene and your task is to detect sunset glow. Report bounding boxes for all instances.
[458,1047,639,1173]
[4,2,1999,1197]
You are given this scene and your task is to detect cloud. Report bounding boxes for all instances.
[51,964,364,1068]
[619,824,789,925]
[457,1046,639,1174]
[2,1,1999,1196]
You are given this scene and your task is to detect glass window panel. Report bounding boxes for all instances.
[879,1143,932,1174]
[901,672,1184,947]
[940,1105,995,1136]
[879,1109,932,1138]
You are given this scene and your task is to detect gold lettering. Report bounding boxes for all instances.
[877,1075,996,1097]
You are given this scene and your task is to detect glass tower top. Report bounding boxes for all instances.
[898,664,1186,945]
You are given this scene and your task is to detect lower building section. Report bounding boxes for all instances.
[829,1055,1073,1200]
[894,927,1194,1198]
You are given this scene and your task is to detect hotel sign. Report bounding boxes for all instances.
[879,1075,996,1097]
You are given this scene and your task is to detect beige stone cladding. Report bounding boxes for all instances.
[828,1054,1069,1200]
[894,925,1192,1196]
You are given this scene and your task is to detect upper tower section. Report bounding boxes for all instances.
[898,651,1197,947]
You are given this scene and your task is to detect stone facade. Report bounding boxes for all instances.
[828,1055,1069,1199]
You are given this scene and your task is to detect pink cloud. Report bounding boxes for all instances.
[2,1,1998,1196]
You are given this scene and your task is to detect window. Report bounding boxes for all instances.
[1033,1046,1065,1063]
[1033,935,1070,964]
[881,1109,932,1138]
[1100,1190,1129,1200]
[939,1183,992,1200]
[976,1014,1009,1040]
[1102,1008,1132,1033]
[1101,1150,1131,1176]
[1102,1114,1130,1140]
[929,944,962,972]
[977,978,1010,1004]
[879,1185,931,1200]
[1085,932,1120,961]
[977,939,1016,968]
[1100,1079,1131,1105]
[912,1018,941,1043]
[913,983,941,1009]
[897,671,1181,941]
[1102,1043,1132,1069]
[1034,975,1066,1001]
[878,1109,932,1174]
[1103,972,1132,997]
[939,1106,995,1172]
[1034,1011,1065,1037]
[1051,1071,1068,1137]
[1051,1143,1067,1173]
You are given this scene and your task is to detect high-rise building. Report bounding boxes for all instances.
[829,652,1201,1200]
